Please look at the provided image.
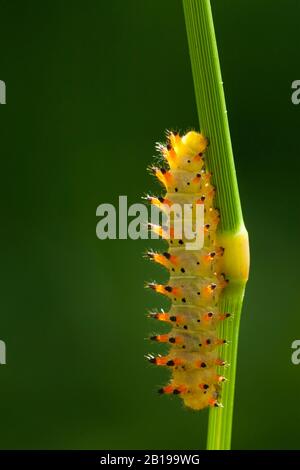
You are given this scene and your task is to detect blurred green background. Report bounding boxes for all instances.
[0,0,299,450]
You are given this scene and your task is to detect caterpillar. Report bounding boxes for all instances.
[145,130,230,410]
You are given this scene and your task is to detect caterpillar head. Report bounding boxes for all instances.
[182,131,208,155]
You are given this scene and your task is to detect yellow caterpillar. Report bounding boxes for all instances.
[146,130,230,410]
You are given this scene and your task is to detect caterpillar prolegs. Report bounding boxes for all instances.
[146,130,230,410]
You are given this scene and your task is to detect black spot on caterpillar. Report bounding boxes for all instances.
[145,130,230,410]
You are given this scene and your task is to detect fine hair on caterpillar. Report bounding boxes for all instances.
[145,130,230,411]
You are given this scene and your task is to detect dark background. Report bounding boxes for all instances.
[0,0,299,449]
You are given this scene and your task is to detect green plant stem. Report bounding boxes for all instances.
[183,0,243,232]
[206,283,245,450]
[183,0,249,450]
